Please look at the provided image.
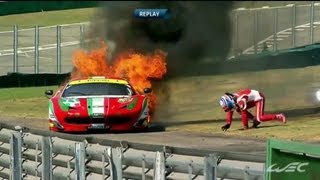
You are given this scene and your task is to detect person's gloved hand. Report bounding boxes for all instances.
[221,124,231,131]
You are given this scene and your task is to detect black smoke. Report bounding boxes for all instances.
[87,1,235,76]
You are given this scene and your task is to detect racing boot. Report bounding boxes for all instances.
[252,120,261,128]
[276,113,286,123]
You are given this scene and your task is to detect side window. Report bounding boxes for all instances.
[61,85,71,97]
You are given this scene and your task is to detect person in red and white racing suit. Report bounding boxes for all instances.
[219,89,286,131]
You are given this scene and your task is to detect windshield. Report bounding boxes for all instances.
[62,83,135,97]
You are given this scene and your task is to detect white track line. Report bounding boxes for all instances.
[0,41,80,56]
[0,38,95,57]
[279,31,292,35]
[276,35,289,38]
[242,21,320,54]
[0,22,93,57]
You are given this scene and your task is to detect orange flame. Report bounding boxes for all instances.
[70,41,167,117]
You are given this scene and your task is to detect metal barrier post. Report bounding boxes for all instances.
[142,154,146,180]
[244,165,251,180]
[42,136,53,180]
[253,10,258,54]
[292,4,296,48]
[101,152,107,179]
[154,151,166,180]
[75,142,86,180]
[188,160,193,180]
[56,25,62,74]
[34,25,40,74]
[13,25,18,73]
[273,8,278,51]
[310,2,315,44]
[107,147,123,180]
[204,154,218,180]
[234,11,239,56]
[80,25,85,49]
[10,132,22,180]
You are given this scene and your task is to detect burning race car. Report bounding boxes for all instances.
[45,76,152,133]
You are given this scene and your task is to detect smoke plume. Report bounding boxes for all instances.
[87,1,235,76]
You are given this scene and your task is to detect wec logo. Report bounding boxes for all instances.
[267,162,309,173]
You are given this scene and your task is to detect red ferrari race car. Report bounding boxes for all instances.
[44,76,152,133]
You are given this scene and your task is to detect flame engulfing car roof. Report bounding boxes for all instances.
[68,76,129,85]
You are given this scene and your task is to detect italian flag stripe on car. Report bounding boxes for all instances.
[87,97,105,117]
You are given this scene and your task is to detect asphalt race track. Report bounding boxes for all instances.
[0,115,267,179]
[0,23,89,75]
[3,105,320,159]
[232,4,320,55]
[0,116,266,155]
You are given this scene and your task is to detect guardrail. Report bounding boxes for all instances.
[1,3,320,75]
[0,123,265,180]
[0,3,319,75]
[231,2,320,57]
[0,22,91,75]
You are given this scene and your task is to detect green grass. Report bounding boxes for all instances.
[165,115,320,142]
[155,65,320,121]
[0,86,57,118]
[1,64,320,142]
[0,8,96,31]
[1,65,320,142]
[152,65,320,142]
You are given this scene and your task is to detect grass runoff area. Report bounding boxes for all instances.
[0,86,57,118]
[0,5,319,142]
[0,65,320,142]
[154,65,320,143]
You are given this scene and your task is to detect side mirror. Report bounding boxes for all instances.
[45,90,53,99]
[143,88,152,94]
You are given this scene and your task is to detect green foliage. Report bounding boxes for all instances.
[0,86,56,118]
[0,86,56,101]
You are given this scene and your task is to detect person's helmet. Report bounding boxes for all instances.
[219,94,236,112]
